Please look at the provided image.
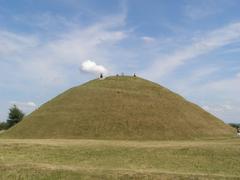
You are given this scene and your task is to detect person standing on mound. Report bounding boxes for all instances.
[237,127,240,137]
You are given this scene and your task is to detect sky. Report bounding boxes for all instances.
[0,0,240,123]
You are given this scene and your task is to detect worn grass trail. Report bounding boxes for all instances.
[0,139,240,179]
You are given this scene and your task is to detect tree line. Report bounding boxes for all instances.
[0,105,24,131]
[229,123,240,129]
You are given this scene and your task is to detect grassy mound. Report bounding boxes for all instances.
[1,76,234,139]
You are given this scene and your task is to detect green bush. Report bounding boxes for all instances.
[229,123,240,129]
[7,105,25,128]
[0,122,8,130]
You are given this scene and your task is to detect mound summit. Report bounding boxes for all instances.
[2,76,234,139]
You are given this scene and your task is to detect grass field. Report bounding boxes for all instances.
[0,138,240,179]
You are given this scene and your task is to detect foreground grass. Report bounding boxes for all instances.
[0,139,240,179]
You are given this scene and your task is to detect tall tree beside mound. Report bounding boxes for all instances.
[229,123,240,129]
[7,105,24,128]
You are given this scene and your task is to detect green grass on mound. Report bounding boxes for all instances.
[1,76,234,139]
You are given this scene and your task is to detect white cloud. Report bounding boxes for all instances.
[167,66,219,97]
[201,102,240,123]
[9,101,37,115]
[222,47,240,54]
[1,8,240,124]
[169,71,240,122]
[184,3,218,20]
[0,30,38,56]
[200,73,240,95]
[81,60,108,75]
[183,0,233,20]
[10,101,37,108]
[189,67,219,80]
[0,13,127,89]
[141,36,156,43]
[202,104,233,113]
[0,11,130,121]
[142,22,240,80]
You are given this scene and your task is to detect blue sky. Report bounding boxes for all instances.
[0,0,240,123]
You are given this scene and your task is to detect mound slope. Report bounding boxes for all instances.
[2,76,234,139]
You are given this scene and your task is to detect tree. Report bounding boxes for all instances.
[0,122,8,130]
[229,123,240,129]
[7,105,25,128]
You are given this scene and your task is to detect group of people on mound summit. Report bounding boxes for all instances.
[100,73,137,79]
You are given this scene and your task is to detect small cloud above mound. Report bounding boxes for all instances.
[141,36,156,44]
[9,101,37,115]
[81,60,108,75]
